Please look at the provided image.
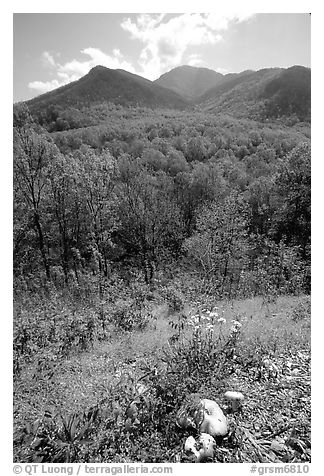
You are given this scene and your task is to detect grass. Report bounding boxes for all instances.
[13,292,311,463]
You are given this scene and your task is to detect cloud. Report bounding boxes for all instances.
[216,67,230,74]
[41,51,56,68]
[186,53,206,68]
[28,47,136,94]
[121,13,255,79]
[28,79,63,95]
[28,13,255,94]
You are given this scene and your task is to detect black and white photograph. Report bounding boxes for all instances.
[12,7,311,469]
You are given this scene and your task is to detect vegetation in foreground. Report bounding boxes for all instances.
[14,281,311,463]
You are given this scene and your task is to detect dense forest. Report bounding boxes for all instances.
[14,100,310,297]
[13,64,311,464]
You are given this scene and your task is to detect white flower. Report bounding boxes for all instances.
[231,320,242,328]
[209,312,219,318]
[230,321,242,333]
[217,317,226,324]
[190,315,199,324]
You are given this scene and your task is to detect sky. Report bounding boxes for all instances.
[14,12,311,103]
[13,13,311,102]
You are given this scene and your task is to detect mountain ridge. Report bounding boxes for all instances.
[24,64,311,128]
[27,65,189,111]
[196,65,310,122]
[154,65,223,100]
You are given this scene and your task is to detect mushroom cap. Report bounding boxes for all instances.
[224,391,244,401]
[184,434,215,462]
[201,398,226,416]
[196,433,216,462]
[199,433,216,454]
[184,435,197,453]
[200,399,228,436]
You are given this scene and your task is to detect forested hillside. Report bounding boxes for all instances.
[26,65,188,130]
[14,102,310,293]
[196,66,311,122]
[25,65,311,132]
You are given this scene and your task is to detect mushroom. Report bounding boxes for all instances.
[198,433,216,461]
[224,391,244,412]
[199,399,228,437]
[184,435,198,454]
[177,396,228,436]
[184,433,216,462]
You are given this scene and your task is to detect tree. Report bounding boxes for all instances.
[14,128,57,279]
[186,136,208,162]
[271,142,311,256]
[174,162,226,235]
[114,159,183,283]
[141,148,168,172]
[246,176,275,236]
[48,152,84,283]
[183,193,250,296]
[166,149,189,176]
[75,146,116,277]
[13,103,34,129]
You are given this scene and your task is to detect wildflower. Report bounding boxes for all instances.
[209,312,219,318]
[217,317,226,324]
[230,320,242,334]
[189,315,199,326]
[231,320,242,328]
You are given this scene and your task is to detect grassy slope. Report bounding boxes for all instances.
[14,295,310,463]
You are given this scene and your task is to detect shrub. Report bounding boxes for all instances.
[110,299,151,332]
[163,286,185,314]
[13,295,97,376]
[163,309,242,395]
[290,296,311,322]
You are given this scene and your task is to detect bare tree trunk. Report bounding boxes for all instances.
[34,212,51,279]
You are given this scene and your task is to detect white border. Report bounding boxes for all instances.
[3,3,320,475]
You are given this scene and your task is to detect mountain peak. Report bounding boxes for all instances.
[27,64,188,113]
[155,65,223,100]
[87,65,112,75]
